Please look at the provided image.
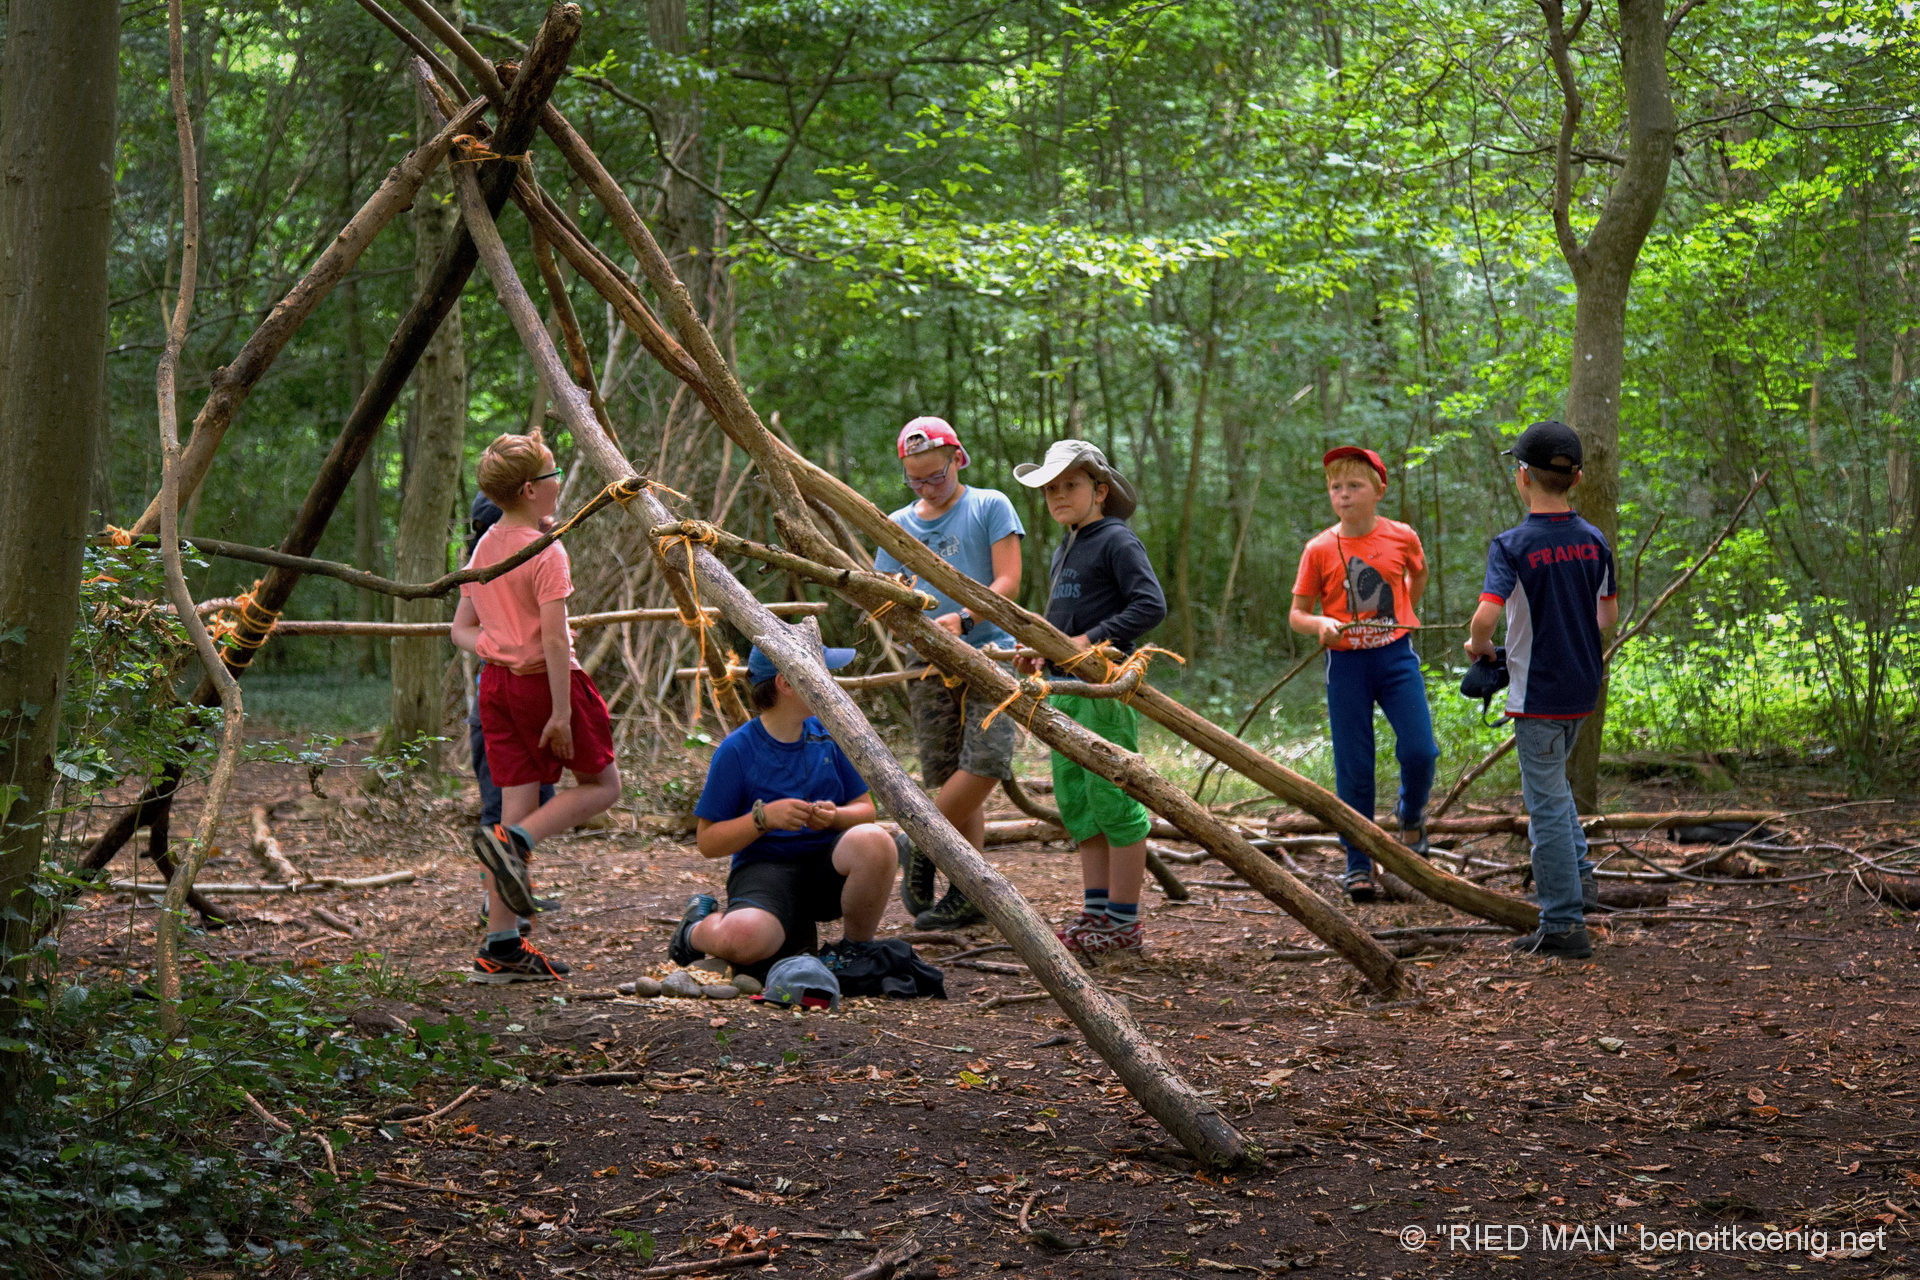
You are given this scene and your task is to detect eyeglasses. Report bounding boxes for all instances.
[905,461,954,490]
[529,468,563,484]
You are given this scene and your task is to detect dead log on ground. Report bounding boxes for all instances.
[248,806,304,884]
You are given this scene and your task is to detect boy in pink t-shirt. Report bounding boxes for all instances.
[450,429,621,983]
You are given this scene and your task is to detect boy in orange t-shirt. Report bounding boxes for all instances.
[450,429,622,983]
[1288,447,1439,902]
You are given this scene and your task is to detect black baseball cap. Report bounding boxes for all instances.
[1503,420,1583,474]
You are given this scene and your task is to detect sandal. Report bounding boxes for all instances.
[1342,869,1377,904]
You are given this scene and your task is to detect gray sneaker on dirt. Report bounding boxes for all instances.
[670,894,718,967]
[915,884,984,930]
[471,824,537,918]
[1508,925,1593,959]
[898,832,937,918]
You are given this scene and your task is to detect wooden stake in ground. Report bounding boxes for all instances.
[152,0,245,1037]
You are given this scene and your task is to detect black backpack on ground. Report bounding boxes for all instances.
[816,938,947,1000]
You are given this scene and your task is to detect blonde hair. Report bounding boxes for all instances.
[1324,455,1385,490]
[478,428,551,506]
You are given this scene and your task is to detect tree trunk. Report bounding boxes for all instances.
[648,0,708,270]
[1172,335,1214,658]
[1542,0,1677,809]
[0,0,118,1087]
[387,59,467,754]
[343,94,381,677]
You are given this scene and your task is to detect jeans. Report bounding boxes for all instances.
[1326,637,1439,875]
[1512,716,1595,932]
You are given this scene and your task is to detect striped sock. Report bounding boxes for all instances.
[1105,901,1139,928]
[1082,888,1109,920]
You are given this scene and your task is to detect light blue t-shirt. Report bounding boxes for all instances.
[872,485,1025,650]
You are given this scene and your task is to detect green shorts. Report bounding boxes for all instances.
[1047,693,1153,848]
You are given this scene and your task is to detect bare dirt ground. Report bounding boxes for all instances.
[57,746,1920,1280]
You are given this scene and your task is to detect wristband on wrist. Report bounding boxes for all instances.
[751,799,768,832]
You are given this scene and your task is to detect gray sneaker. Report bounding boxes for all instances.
[1508,925,1593,959]
[898,832,937,918]
[914,884,984,930]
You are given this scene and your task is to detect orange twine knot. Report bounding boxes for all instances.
[103,525,135,547]
[980,675,1052,732]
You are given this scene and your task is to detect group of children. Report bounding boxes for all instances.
[452,413,1614,984]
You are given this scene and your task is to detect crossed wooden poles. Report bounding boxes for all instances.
[79,2,1565,1170]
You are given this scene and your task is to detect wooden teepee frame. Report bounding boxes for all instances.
[81,1,1558,1170]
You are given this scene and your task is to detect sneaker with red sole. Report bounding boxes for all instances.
[469,940,571,984]
[1055,912,1107,953]
[1076,920,1143,958]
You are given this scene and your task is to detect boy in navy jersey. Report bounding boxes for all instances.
[1466,420,1618,958]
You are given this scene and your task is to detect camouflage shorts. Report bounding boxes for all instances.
[908,675,1016,788]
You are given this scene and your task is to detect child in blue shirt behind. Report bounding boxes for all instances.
[670,633,898,978]
[1466,420,1619,959]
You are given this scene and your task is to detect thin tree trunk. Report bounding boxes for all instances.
[0,0,119,1087]
[343,95,381,676]
[1540,0,1678,809]
[1172,335,1214,657]
[388,52,467,753]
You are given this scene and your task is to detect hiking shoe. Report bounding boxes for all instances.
[1055,912,1106,953]
[1396,820,1430,857]
[669,894,718,967]
[898,832,937,918]
[469,940,570,984]
[914,884,984,930]
[1077,920,1144,959]
[1582,874,1600,913]
[1342,868,1378,904]
[1508,925,1593,959]
[471,824,537,918]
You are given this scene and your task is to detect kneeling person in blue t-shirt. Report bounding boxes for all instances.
[671,638,898,975]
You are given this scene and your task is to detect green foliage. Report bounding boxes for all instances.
[0,955,515,1279]
[85,1,1920,777]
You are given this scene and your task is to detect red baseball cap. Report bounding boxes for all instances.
[1322,446,1388,486]
[897,416,970,470]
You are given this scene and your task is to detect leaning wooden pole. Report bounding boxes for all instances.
[127,97,488,535]
[779,449,1538,932]
[391,28,1517,929]
[197,7,580,684]
[73,6,582,877]
[444,149,1261,1173]
[393,25,1410,980]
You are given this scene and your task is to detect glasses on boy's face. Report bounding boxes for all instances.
[905,461,953,490]
[529,468,563,484]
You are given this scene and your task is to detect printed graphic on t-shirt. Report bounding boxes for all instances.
[1052,567,1083,600]
[927,531,962,561]
[1343,557,1396,638]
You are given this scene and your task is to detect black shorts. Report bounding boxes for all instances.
[724,842,849,973]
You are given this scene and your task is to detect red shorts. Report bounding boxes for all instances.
[478,665,616,787]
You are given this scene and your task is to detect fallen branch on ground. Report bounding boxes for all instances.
[112,868,418,895]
